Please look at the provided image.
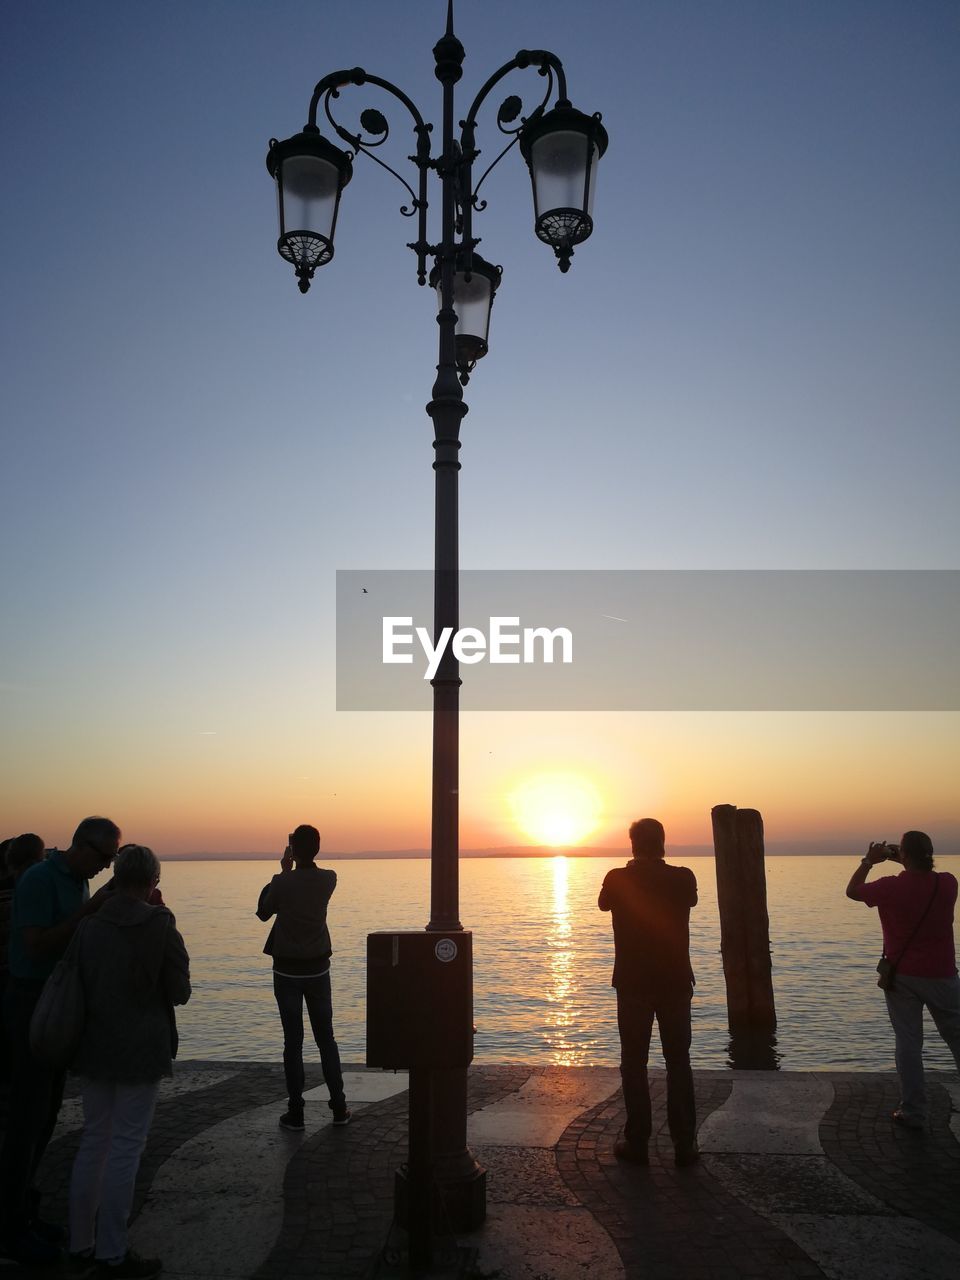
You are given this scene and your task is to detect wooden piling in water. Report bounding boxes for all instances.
[711,803,777,1036]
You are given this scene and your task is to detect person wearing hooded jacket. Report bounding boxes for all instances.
[67,844,191,1280]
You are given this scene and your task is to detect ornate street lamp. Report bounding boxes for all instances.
[266,127,353,293]
[266,0,606,1263]
[519,102,609,273]
[429,252,502,383]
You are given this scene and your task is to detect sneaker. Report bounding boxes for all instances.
[96,1249,162,1278]
[613,1139,648,1165]
[278,1109,305,1131]
[892,1109,925,1131]
[674,1139,700,1168]
[332,1106,351,1126]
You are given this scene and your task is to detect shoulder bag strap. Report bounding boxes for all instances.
[888,874,940,966]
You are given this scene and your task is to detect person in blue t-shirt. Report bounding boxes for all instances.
[0,816,120,1266]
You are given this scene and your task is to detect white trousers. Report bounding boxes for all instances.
[884,973,960,1123]
[68,1078,159,1262]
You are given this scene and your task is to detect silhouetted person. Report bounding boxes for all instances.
[68,844,190,1279]
[599,818,699,1166]
[0,840,16,1111]
[847,830,960,1129]
[0,835,45,1089]
[256,825,349,1131]
[0,836,45,985]
[4,834,45,883]
[0,816,120,1265]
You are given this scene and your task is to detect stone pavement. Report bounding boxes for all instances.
[13,1063,960,1279]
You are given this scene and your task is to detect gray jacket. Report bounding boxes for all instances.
[71,893,191,1083]
[257,866,336,970]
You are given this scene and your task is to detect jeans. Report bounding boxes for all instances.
[884,973,960,1123]
[68,1078,159,1262]
[616,986,696,1147]
[0,978,66,1243]
[272,972,345,1112]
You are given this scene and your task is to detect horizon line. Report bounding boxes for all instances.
[149,841,952,861]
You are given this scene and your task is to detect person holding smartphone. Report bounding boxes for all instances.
[256,825,349,1131]
[599,818,699,1167]
[846,830,960,1128]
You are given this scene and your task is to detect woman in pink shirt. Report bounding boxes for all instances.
[847,830,960,1128]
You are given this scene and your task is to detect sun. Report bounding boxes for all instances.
[507,772,604,847]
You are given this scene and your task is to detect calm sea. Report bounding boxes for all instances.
[158,855,960,1072]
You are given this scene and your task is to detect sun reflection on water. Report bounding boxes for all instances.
[546,855,583,1065]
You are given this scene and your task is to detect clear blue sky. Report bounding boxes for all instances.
[1,1,958,854]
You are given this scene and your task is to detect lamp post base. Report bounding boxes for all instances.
[372,1237,479,1279]
[394,1067,486,1234]
[395,1158,487,1234]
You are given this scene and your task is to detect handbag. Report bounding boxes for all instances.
[29,920,87,1068]
[876,874,940,992]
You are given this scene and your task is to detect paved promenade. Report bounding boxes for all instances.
[20,1062,960,1279]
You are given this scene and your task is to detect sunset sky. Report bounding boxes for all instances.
[2,1,958,856]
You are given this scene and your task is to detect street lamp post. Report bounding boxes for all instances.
[267,0,607,1239]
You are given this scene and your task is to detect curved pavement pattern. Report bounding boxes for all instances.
[20,1063,960,1279]
[698,1073,960,1280]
